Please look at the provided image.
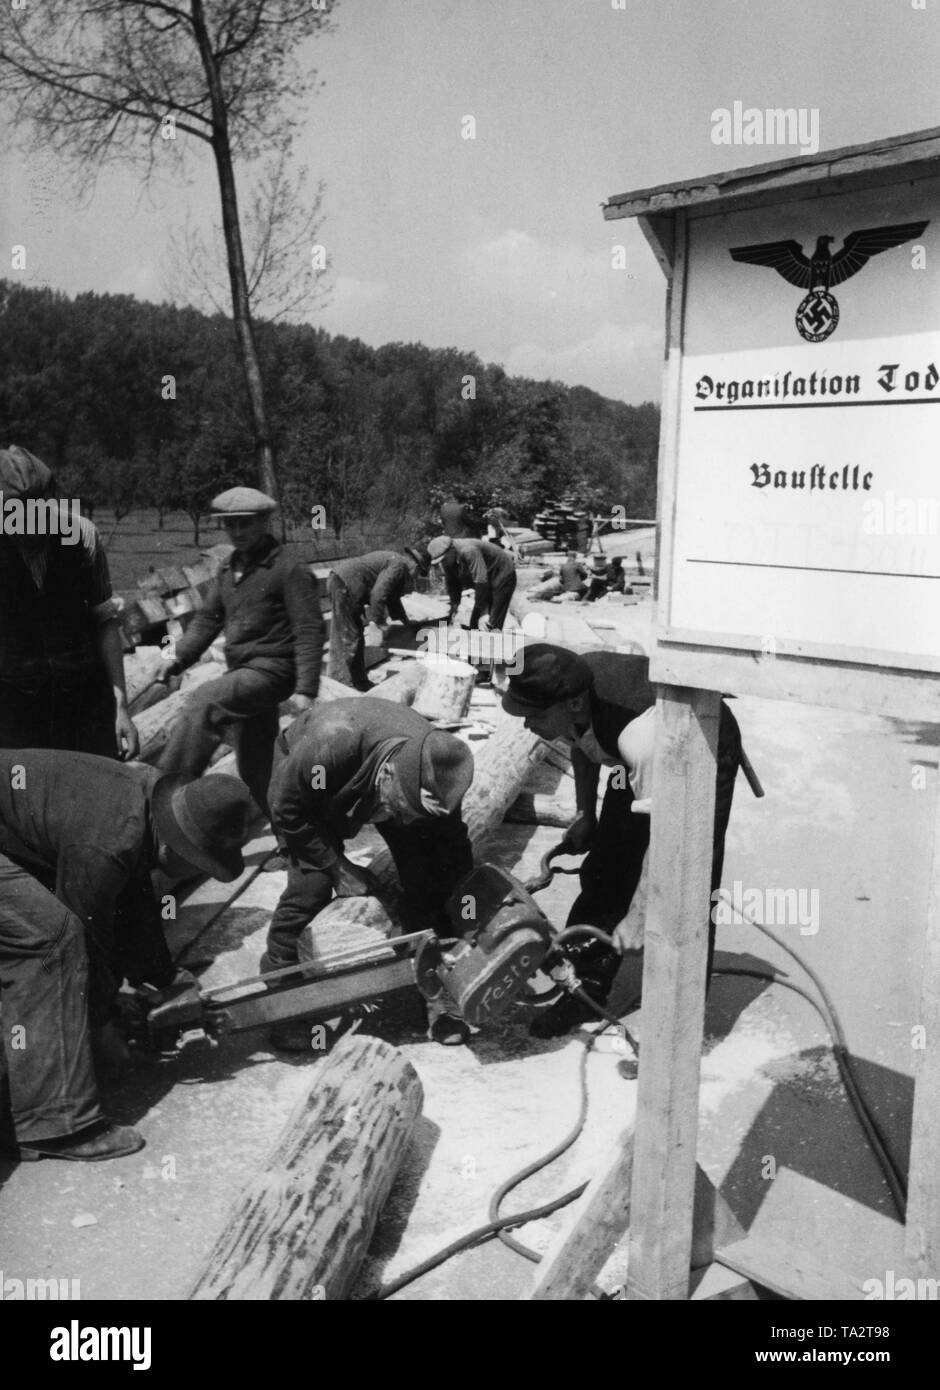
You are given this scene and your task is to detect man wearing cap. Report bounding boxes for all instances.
[327,546,431,691]
[0,750,250,1161]
[501,644,740,1037]
[157,487,325,817]
[428,534,517,632]
[0,444,139,759]
[262,697,476,1046]
[439,495,483,540]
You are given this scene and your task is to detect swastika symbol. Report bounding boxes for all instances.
[795,291,839,343]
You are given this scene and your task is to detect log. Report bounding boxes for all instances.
[124,646,167,708]
[189,1034,423,1301]
[135,661,227,761]
[297,707,548,962]
[504,791,575,829]
[411,656,476,721]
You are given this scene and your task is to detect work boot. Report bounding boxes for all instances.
[529,937,620,1040]
[10,1119,145,1163]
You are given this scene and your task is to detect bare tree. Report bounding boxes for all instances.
[167,134,331,322]
[0,0,338,500]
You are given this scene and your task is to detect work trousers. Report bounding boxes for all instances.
[0,853,101,1143]
[264,816,474,967]
[158,665,293,818]
[567,703,742,989]
[326,575,371,691]
[0,667,116,757]
[469,570,516,632]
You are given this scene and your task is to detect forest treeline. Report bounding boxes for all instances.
[0,280,660,543]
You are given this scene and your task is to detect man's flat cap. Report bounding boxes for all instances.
[427,535,453,563]
[211,486,277,516]
[0,445,55,500]
[501,642,594,716]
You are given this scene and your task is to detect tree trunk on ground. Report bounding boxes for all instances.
[189,1034,423,1301]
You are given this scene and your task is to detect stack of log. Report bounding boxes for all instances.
[119,555,223,647]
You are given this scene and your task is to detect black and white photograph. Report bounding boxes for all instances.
[0,0,938,1340]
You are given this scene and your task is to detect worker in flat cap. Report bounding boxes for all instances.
[0,750,250,1162]
[328,544,431,691]
[501,644,740,1037]
[428,533,517,631]
[0,444,139,759]
[262,697,476,1047]
[157,487,325,818]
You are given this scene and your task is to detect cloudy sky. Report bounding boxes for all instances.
[3,0,938,403]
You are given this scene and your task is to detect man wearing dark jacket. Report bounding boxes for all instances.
[439,496,483,539]
[0,445,139,759]
[263,698,475,1045]
[327,546,430,691]
[501,644,741,1037]
[0,750,250,1161]
[158,488,325,817]
[428,534,517,631]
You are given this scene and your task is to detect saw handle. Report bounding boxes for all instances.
[524,841,584,895]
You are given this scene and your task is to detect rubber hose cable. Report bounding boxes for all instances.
[713,963,907,1219]
[489,1032,596,1262]
[715,889,908,1214]
[366,1183,588,1300]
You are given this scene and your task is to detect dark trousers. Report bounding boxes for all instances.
[264,815,474,966]
[0,853,102,1143]
[157,666,292,817]
[470,570,516,631]
[327,575,370,691]
[0,668,116,757]
[567,703,742,991]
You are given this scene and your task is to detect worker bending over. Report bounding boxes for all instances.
[0,445,138,758]
[501,644,740,1037]
[262,698,475,1047]
[327,545,430,691]
[158,487,324,818]
[0,751,250,1162]
[428,534,517,631]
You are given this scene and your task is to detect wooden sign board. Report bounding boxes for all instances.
[600,128,940,1304]
[608,128,940,720]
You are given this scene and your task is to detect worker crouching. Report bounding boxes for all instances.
[501,644,740,1038]
[0,752,250,1162]
[327,545,430,691]
[261,698,476,1047]
[427,534,517,631]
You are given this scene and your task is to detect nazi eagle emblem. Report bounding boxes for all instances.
[729,222,928,342]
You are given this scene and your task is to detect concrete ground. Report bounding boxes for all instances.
[1,601,932,1301]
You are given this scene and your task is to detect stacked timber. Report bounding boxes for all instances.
[120,555,223,645]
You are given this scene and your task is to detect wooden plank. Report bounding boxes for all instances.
[904,777,940,1275]
[604,125,940,219]
[652,641,940,723]
[690,1264,759,1301]
[649,209,686,620]
[527,1129,633,1301]
[715,1234,869,1301]
[625,686,720,1301]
